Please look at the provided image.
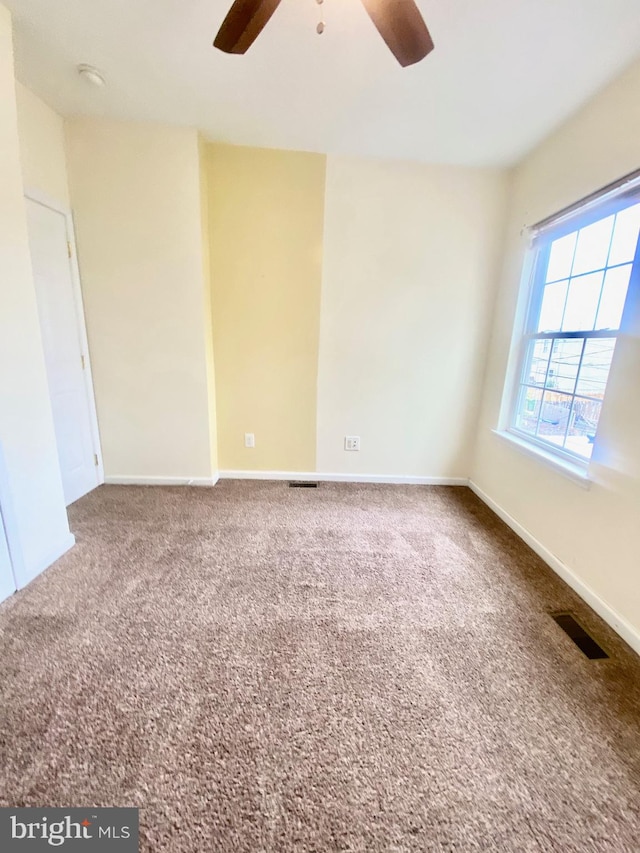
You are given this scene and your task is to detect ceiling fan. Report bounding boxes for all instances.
[213,0,435,68]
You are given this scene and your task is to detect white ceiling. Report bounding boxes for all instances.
[6,0,640,167]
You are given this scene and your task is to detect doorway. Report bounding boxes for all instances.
[0,443,18,603]
[0,508,15,604]
[25,193,103,506]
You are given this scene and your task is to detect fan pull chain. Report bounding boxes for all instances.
[316,0,325,35]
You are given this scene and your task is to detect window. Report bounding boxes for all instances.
[506,176,640,467]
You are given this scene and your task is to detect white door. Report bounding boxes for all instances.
[26,198,100,506]
[0,509,16,604]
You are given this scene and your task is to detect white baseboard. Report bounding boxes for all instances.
[104,475,219,487]
[218,470,467,486]
[468,479,640,657]
[17,532,76,590]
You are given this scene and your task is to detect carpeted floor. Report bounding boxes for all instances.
[0,482,639,851]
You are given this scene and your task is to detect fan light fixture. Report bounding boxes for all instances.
[213,0,435,68]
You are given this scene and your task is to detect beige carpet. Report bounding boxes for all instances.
[1,482,639,851]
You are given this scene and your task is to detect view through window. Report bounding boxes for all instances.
[511,194,640,462]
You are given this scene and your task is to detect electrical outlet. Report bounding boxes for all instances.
[244,433,255,448]
[344,435,360,451]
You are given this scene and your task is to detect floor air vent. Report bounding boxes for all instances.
[551,612,609,659]
[289,481,318,489]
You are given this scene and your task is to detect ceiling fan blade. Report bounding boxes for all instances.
[360,0,434,67]
[214,0,283,54]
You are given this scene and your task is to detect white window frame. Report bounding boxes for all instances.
[499,169,640,478]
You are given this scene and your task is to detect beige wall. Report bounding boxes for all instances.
[317,155,508,478]
[65,118,216,482]
[199,135,219,475]
[15,81,70,207]
[0,5,71,584]
[206,144,326,472]
[472,56,640,640]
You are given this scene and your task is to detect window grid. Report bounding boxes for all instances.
[509,197,640,463]
[557,222,580,330]
[553,211,615,334]
[514,333,617,461]
[545,259,631,287]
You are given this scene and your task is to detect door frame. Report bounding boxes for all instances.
[0,440,22,596]
[25,187,104,491]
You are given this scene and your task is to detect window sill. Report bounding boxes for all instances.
[491,429,592,490]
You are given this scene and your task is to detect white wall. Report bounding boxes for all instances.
[15,81,70,207]
[0,4,73,590]
[472,57,640,645]
[65,118,216,483]
[317,155,508,479]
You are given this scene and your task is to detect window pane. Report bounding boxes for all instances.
[515,386,542,435]
[537,280,568,332]
[536,391,572,445]
[524,339,551,386]
[562,271,603,331]
[513,197,636,462]
[571,215,614,275]
[546,232,577,283]
[595,265,631,330]
[565,398,601,459]
[575,338,616,399]
[546,338,583,393]
[608,203,640,266]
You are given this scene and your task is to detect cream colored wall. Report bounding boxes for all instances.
[65,118,216,482]
[472,57,640,638]
[199,135,219,475]
[317,155,508,478]
[0,4,71,585]
[206,143,326,472]
[15,81,70,207]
